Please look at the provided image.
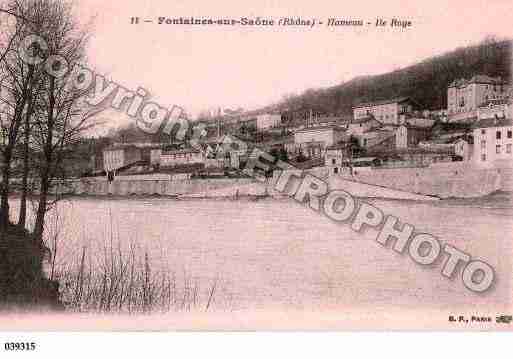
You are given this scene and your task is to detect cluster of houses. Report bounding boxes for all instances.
[98,74,513,180]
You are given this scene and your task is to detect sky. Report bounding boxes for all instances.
[75,0,513,131]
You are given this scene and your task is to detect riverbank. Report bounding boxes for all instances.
[16,189,510,206]
[65,176,438,201]
[0,223,63,312]
[61,162,511,200]
[338,162,510,198]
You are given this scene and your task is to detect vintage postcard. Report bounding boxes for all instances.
[0,0,512,334]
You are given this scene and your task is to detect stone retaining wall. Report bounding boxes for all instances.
[68,162,510,200]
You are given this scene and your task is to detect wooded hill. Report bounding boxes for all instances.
[267,38,512,117]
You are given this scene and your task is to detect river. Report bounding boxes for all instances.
[9,192,513,315]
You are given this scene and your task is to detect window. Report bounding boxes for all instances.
[331,159,336,165]
[508,130,512,139]
[507,144,512,154]
[481,140,486,149]
[481,154,486,161]
[334,167,339,174]
[496,145,501,154]
[496,131,501,140]
[481,129,486,135]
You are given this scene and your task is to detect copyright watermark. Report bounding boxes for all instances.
[18,34,200,142]
[16,33,496,294]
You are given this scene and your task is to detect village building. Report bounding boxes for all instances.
[431,121,472,141]
[366,147,456,168]
[472,117,513,166]
[477,98,512,121]
[150,148,162,165]
[454,138,472,161]
[395,124,431,148]
[359,128,395,149]
[103,144,142,172]
[256,113,282,130]
[418,138,472,161]
[352,97,419,125]
[159,147,204,167]
[294,125,347,158]
[325,143,351,175]
[364,134,397,154]
[402,117,435,128]
[447,75,508,122]
[200,134,253,170]
[352,119,430,151]
[312,115,349,128]
[258,136,295,157]
[346,116,382,136]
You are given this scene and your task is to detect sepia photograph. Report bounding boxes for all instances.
[0,0,512,349]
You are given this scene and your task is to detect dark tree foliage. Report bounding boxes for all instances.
[272,38,511,116]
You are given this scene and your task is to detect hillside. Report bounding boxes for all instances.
[268,38,512,117]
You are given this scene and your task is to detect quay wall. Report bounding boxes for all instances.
[67,162,512,200]
[69,176,436,201]
[72,178,269,197]
[338,162,508,198]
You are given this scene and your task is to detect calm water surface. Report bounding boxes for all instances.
[11,192,513,312]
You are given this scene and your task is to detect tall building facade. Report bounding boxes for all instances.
[472,118,513,166]
[447,75,507,116]
[352,97,418,125]
[103,145,142,172]
[256,113,282,130]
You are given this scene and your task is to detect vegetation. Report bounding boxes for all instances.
[0,0,94,309]
[56,245,223,313]
[269,37,511,117]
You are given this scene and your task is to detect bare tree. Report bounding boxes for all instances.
[0,0,94,241]
[25,0,93,240]
[0,0,39,230]
[17,58,44,227]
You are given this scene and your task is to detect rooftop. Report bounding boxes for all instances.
[420,134,472,145]
[363,127,393,133]
[449,75,507,88]
[326,143,350,150]
[401,123,433,131]
[350,116,382,125]
[158,163,205,174]
[104,144,140,151]
[403,118,436,128]
[478,98,510,107]
[262,136,295,146]
[368,147,455,156]
[352,96,412,109]
[294,125,346,134]
[315,116,350,125]
[111,142,165,149]
[473,117,513,129]
[433,121,472,132]
[162,147,201,155]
